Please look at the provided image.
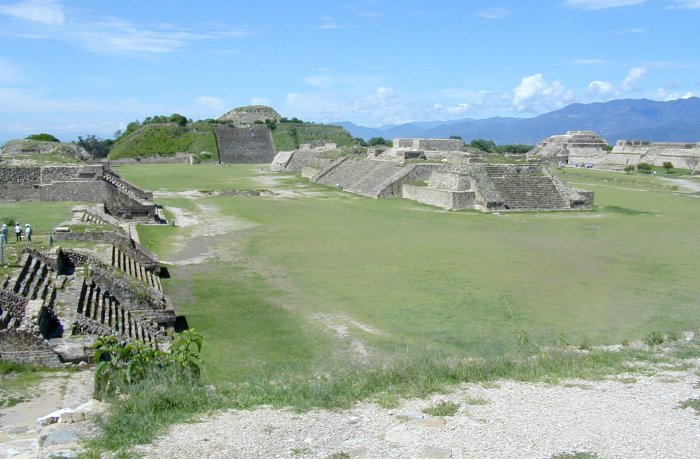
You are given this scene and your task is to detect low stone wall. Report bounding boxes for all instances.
[402,185,475,210]
[393,138,464,151]
[0,289,28,323]
[109,152,192,165]
[0,180,112,202]
[0,329,63,367]
[52,231,160,271]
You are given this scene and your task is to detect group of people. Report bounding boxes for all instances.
[0,222,32,244]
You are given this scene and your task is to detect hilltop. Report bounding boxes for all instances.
[107,106,358,160]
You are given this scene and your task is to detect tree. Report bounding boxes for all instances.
[354,137,367,147]
[662,161,674,173]
[168,113,188,127]
[685,156,698,175]
[624,165,635,174]
[77,135,113,158]
[26,133,59,142]
[636,162,653,174]
[449,135,463,140]
[367,137,390,146]
[469,138,497,153]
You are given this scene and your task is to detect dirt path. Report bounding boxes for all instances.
[662,176,700,192]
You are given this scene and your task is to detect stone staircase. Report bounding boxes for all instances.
[214,125,276,164]
[75,279,168,347]
[316,159,412,198]
[111,245,162,292]
[10,251,56,302]
[102,170,153,204]
[482,164,569,210]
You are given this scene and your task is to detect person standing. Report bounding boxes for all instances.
[0,224,7,244]
[14,223,21,242]
[25,224,32,242]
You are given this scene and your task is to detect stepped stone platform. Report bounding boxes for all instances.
[527,131,609,165]
[404,163,592,211]
[0,163,164,224]
[0,245,179,367]
[272,139,592,211]
[214,125,276,164]
[605,140,700,170]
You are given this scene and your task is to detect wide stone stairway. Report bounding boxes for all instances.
[316,159,412,198]
[483,165,569,210]
[214,125,276,163]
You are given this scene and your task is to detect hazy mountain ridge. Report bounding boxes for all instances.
[335,98,700,144]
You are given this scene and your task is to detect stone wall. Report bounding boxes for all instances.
[0,329,63,367]
[214,125,276,164]
[393,138,464,151]
[109,152,193,165]
[0,289,28,325]
[608,140,700,168]
[52,231,159,271]
[402,185,475,210]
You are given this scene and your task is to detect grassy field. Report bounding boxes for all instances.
[120,164,700,384]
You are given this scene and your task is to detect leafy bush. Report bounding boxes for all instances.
[26,133,59,142]
[637,162,653,173]
[662,161,674,173]
[624,165,635,174]
[92,329,203,399]
[644,331,664,346]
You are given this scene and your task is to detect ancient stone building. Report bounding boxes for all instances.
[0,245,176,366]
[527,131,609,165]
[214,125,276,164]
[271,138,593,211]
[607,140,700,169]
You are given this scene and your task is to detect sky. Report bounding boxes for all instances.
[0,0,699,143]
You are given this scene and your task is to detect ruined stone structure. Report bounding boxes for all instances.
[606,140,700,169]
[214,125,276,164]
[0,163,164,223]
[0,245,176,367]
[0,139,91,161]
[218,105,281,125]
[272,138,593,211]
[527,131,609,165]
[403,164,592,211]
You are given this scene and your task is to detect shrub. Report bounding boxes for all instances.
[637,162,653,173]
[92,329,203,399]
[624,165,635,174]
[662,161,674,173]
[644,331,664,346]
[26,133,59,142]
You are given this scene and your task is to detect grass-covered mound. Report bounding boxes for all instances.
[271,122,357,151]
[0,139,90,163]
[109,122,218,160]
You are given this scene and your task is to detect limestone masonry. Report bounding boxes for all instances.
[272,138,593,211]
[528,130,700,170]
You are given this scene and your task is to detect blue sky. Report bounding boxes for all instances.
[0,0,699,143]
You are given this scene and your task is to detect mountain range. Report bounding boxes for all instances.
[334,97,700,145]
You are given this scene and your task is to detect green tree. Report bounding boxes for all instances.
[168,114,188,127]
[354,137,368,147]
[637,162,653,174]
[662,161,674,173]
[624,165,635,174]
[367,137,390,146]
[77,134,113,158]
[26,133,59,142]
[470,138,497,153]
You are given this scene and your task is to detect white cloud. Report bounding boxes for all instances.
[666,1,700,9]
[564,0,645,10]
[621,66,648,90]
[0,0,64,25]
[473,7,511,19]
[319,17,343,29]
[433,103,471,117]
[196,96,226,111]
[510,74,575,112]
[586,80,617,98]
[654,88,695,101]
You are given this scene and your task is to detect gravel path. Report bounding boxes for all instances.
[136,362,700,459]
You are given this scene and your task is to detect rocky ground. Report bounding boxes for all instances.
[134,360,700,459]
[0,369,104,459]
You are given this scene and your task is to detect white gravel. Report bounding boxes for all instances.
[135,363,700,459]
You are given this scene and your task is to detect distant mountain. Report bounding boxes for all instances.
[334,97,700,145]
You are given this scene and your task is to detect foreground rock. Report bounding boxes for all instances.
[136,362,700,458]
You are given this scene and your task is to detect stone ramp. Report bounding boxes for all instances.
[214,125,276,164]
[316,159,414,198]
[482,164,569,210]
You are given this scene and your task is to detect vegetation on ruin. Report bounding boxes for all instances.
[25,133,60,142]
[109,122,218,160]
[271,122,357,151]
